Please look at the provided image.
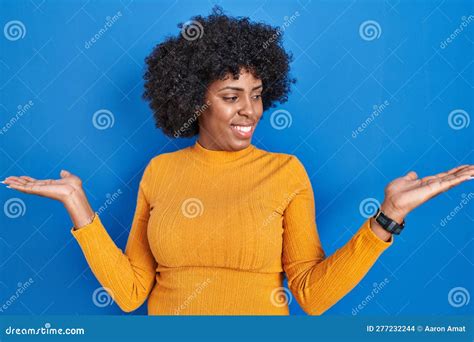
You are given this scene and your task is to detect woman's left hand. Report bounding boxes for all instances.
[380,164,474,223]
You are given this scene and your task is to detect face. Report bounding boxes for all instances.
[197,69,263,151]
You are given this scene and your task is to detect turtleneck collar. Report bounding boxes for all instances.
[189,140,255,164]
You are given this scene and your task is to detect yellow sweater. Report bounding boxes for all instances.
[71,140,393,315]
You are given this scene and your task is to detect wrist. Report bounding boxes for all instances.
[380,201,405,225]
[370,217,393,242]
[369,202,406,240]
[63,187,86,208]
[63,188,95,229]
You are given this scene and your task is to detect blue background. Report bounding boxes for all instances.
[0,0,472,316]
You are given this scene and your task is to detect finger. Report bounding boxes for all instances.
[19,176,37,182]
[4,179,25,186]
[446,173,474,190]
[3,176,22,184]
[437,172,474,192]
[454,165,474,177]
[443,165,472,178]
[60,170,72,178]
[420,165,472,183]
[5,177,41,187]
[3,178,28,187]
[420,176,437,183]
[6,180,55,196]
[445,166,474,181]
[4,175,36,183]
[5,176,60,186]
[21,179,57,186]
[404,171,418,180]
[4,176,38,185]
[450,164,472,172]
[461,168,474,178]
[7,178,47,186]
[5,182,38,195]
[8,177,29,185]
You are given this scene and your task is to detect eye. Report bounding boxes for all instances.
[223,96,238,102]
[252,94,262,100]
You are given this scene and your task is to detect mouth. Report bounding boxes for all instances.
[230,123,255,139]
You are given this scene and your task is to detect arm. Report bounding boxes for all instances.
[68,162,157,313]
[282,157,393,315]
[4,162,159,313]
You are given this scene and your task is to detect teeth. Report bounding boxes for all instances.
[232,125,252,133]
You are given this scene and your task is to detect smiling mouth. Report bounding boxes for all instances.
[230,124,255,138]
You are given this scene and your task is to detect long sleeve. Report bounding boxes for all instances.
[282,156,393,315]
[70,160,158,313]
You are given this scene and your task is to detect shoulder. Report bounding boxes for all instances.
[143,145,308,174]
[251,146,310,185]
[253,148,312,194]
[253,146,306,170]
[141,146,190,176]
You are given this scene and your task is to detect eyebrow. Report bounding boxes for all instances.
[217,84,263,92]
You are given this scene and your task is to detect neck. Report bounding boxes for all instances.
[197,136,250,152]
[191,138,255,164]
[197,137,223,151]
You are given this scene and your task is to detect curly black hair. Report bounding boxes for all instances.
[142,6,296,138]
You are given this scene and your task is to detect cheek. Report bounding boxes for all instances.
[210,103,236,125]
[255,102,264,119]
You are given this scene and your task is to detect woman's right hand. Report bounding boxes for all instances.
[3,170,95,229]
[3,170,83,204]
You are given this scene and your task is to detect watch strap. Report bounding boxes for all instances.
[372,207,405,235]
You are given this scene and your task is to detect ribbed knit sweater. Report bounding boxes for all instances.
[70,140,393,315]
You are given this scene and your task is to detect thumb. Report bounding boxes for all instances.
[60,169,71,178]
[404,170,418,180]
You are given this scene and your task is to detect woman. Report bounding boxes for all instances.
[3,7,473,315]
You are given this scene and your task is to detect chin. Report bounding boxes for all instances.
[228,139,252,151]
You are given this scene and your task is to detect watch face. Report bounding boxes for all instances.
[387,221,397,231]
[376,213,393,230]
[376,211,404,234]
[377,215,388,226]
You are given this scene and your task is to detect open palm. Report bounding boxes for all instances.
[3,170,83,203]
[384,164,474,219]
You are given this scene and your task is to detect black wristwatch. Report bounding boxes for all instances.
[372,207,405,235]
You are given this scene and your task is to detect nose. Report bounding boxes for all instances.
[238,95,256,118]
